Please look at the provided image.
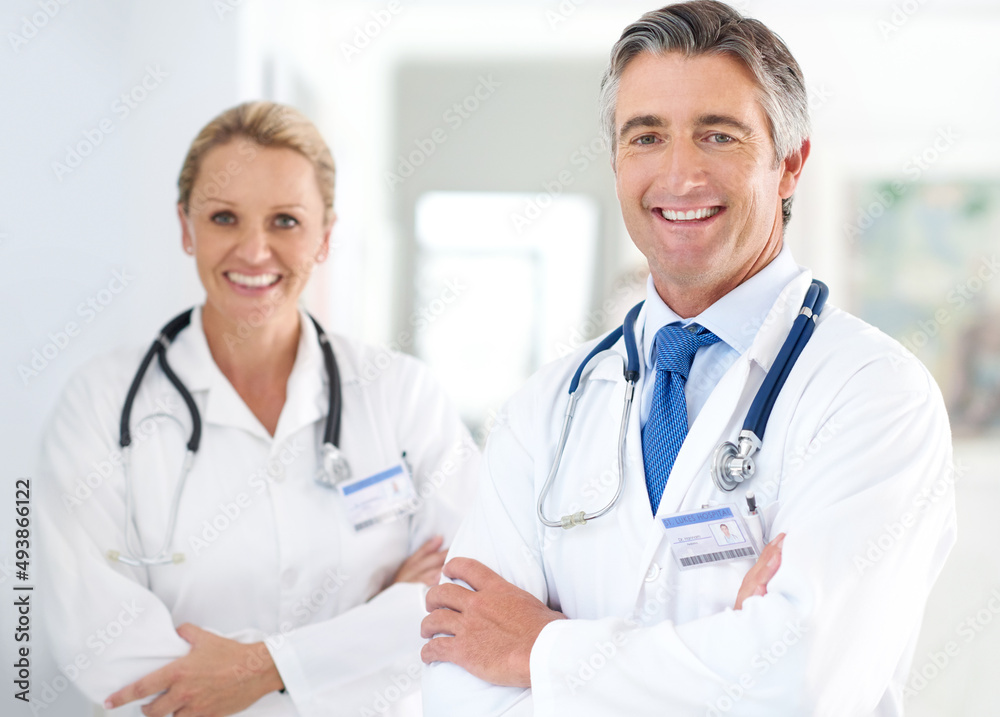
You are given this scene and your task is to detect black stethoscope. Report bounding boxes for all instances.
[108,308,350,567]
[537,280,829,529]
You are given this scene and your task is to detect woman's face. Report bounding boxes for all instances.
[179,140,333,336]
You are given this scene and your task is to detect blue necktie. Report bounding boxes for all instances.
[642,324,721,515]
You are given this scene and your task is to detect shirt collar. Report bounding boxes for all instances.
[641,245,802,369]
[162,305,330,441]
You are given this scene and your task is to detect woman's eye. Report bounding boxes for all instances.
[211,211,236,225]
[275,214,299,229]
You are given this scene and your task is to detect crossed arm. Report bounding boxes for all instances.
[105,536,449,715]
[419,535,785,688]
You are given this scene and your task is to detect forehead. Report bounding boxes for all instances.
[614,51,767,129]
[196,141,321,200]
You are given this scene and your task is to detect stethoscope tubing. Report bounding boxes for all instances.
[538,280,828,528]
[113,308,343,566]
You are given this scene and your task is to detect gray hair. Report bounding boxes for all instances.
[599,0,810,226]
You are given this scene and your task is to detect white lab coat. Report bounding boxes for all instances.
[37,307,479,717]
[423,270,957,716]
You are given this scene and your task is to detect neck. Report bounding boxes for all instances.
[655,236,783,319]
[201,303,301,390]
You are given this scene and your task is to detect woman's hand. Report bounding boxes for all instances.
[735,533,785,609]
[390,535,449,587]
[104,624,283,716]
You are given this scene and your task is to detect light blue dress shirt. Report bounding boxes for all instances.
[639,246,803,430]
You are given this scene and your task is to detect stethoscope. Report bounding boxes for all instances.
[537,280,829,530]
[107,308,350,567]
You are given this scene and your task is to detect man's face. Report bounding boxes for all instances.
[613,51,807,314]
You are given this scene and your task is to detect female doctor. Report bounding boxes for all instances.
[37,101,478,717]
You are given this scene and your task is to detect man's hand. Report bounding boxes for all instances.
[735,533,785,610]
[104,624,284,716]
[390,535,448,587]
[420,557,565,688]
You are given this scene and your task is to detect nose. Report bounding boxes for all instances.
[234,224,272,264]
[657,138,707,196]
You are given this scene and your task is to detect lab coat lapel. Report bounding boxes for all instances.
[579,307,663,580]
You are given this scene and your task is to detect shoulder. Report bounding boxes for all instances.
[325,332,438,391]
[496,331,619,436]
[812,305,936,393]
[50,345,148,420]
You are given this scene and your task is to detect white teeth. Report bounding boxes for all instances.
[660,207,721,221]
[226,272,279,288]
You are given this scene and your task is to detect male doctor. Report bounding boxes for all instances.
[420,2,957,715]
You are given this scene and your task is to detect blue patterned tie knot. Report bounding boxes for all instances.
[642,324,721,515]
[654,324,721,379]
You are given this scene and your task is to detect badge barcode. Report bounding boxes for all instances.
[680,546,756,567]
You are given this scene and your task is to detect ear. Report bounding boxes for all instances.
[177,203,194,255]
[316,211,336,263]
[778,138,810,199]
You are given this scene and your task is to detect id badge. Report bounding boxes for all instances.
[338,461,418,532]
[660,504,759,570]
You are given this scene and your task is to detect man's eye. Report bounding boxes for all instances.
[275,214,299,229]
[709,133,733,144]
[636,135,657,145]
[211,211,236,225]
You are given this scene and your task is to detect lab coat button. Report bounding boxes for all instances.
[644,563,660,582]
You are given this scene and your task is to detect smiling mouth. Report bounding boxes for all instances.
[224,271,281,288]
[658,207,722,222]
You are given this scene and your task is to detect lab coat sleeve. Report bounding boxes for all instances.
[422,397,546,717]
[425,340,956,716]
[266,353,481,713]
[37,363,191,704]
[527,348,956,715]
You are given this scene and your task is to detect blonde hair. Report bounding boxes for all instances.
[178,101,336,223]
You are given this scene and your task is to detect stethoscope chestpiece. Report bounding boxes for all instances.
[711,430,761,492]
[318,443,352,488]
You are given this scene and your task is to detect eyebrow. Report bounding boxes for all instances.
[202,199,307,211]
[696,114,754,136]
[618,114,664,141]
